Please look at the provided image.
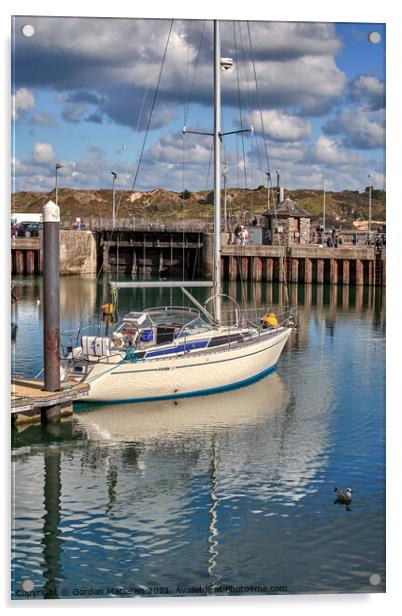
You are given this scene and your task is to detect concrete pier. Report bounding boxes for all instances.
[11,228,385,286]
[220,244,384,286]
[229,256,237,281]
[343,260,350,285]
[202,232,214,280]
[241,257,249,281]
[15,250,24,274]
[252,256,263,282]
[11,231,98,275]
[316,259,324,284]
[291,258,299,283]
[356,259,364,285]
[330,259,338,284]
[304,258,312,284]
[26,250,35,274]
[265,258,273,282]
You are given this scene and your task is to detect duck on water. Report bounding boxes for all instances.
[334,487,353,503]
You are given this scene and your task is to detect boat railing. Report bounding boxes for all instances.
[238,305,298,331]
[60,324,103,352]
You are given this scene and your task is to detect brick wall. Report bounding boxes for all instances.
[267,216,310,245]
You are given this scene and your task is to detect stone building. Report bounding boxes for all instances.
[264,197,311,246]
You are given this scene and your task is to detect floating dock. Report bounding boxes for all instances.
[11,378,89,425]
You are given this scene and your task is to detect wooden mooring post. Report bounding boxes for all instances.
[42,200,61,424]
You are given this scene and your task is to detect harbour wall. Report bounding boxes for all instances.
[11,230,385,286]
[219,243,385,286]
[11,230,97,275]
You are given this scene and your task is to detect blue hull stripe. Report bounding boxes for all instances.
[75,363,278,408]
[145,339,208,358]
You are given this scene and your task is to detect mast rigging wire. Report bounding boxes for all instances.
[129,19,174,194]
[246,21,272,177]
[115,68,154,218]
[233,22,248,189]
[183,21,207,128]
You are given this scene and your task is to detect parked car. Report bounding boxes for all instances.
[16,222,42,237]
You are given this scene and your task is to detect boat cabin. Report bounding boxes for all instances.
[112,307,212,349]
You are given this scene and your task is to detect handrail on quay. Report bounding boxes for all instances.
[61,216,214,233]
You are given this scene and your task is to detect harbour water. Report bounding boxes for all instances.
[11,277,386,598]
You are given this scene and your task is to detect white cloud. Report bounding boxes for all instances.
[246,136,381,192]
[230,21,342,60]
[13,135,384,194]
[14,17,346,125]
[147,132,212,165]
[30,112,54,127]
[61,102,86,124]
[323,107,385,150]
[250,110,311,141]
[29,142,56,165]
[353,75,383,98]
[12,87,35,120]
[349,74,385,110]
[308,135,363,167]
[310,135,362,167]
[13,126,380,194]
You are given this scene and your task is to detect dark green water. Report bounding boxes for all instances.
[11,277,385,599]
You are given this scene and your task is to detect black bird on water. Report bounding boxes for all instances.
[334,487,353,503]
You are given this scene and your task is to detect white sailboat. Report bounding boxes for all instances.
[62,21,295,404]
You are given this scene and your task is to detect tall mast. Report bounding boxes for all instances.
[213,20,222,324]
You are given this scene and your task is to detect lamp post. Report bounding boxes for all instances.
[276,169,280,205]
[368,173,372,243]
[323,176,326,244]
[266,171,271,212]
[55,163,62,206]
[222,162,228,232]
[111,171,117,229]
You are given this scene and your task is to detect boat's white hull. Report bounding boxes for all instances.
[80,327,292,404]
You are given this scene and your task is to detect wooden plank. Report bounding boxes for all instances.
[11,379,89,413]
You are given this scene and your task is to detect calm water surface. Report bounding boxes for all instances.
[11,277,385,598]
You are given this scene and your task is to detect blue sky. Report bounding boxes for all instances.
[12,17,385,193]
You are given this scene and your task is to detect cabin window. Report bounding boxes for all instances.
[156,326,177,345]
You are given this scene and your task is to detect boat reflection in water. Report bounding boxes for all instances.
[12,358,338,597]
[75,372,288,441]
[76,365,331,507]
[72,370,331,594]
[75,373,292,593]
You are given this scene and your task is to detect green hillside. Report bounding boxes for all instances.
[12,186,386,229]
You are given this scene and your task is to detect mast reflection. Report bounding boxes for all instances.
[207,433,220,591]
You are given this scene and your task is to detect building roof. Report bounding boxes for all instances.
[266,197,312,218]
